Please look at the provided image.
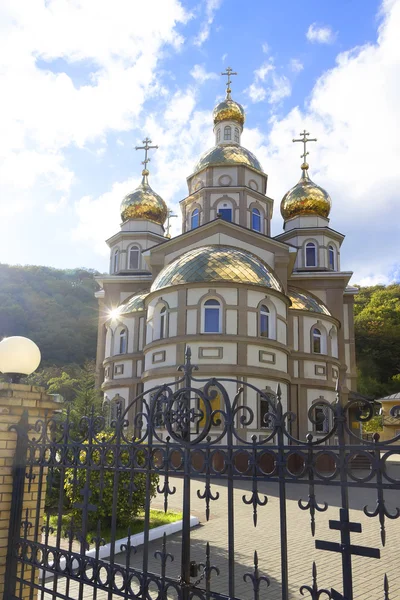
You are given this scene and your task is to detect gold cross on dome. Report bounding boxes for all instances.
[221,66,237,95]
[293,130,317,164]
[165,208,178,239]
[135,137,158,169]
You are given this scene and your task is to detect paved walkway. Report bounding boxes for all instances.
[41,469,400,599]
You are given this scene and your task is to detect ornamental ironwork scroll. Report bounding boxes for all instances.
[4,347,400,600]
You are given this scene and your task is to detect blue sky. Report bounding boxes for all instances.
[1,0,399,285]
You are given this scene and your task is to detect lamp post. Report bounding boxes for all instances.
[0,336,41,383]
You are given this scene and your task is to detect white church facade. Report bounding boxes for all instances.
[95,70,357,441]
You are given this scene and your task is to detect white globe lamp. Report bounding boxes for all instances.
[0,337,41,383]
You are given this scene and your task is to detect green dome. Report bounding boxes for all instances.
[151,246,282,292]
[119,290,149,315]
[288,287,330,315]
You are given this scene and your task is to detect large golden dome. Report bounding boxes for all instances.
[280,164,331,221]
[213,97,245,126]
[151,245,282,292]
[193,144,263,174]
[120,172,168,225]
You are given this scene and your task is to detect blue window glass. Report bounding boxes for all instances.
[204,299,221,333]
[329,245,335,269]
[218,208,232,222]
[305,242,317,267]
[252,208,261,232]
[191,209,199,229]
[260,305,269,336]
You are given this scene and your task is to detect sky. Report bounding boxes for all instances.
[1,0,399,285]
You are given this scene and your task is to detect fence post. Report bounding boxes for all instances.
[0,383,56,600]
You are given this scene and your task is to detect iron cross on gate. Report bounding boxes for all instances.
[316,508,380,600]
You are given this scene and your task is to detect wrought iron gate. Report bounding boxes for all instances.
[4,348,400,600]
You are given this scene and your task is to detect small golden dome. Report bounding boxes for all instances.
[119,290,149,314]
[280,165,331,221]
[213,97,245,126]
[120,173,168,225]
[193,144,263,174]
[288,287,331,315]
[151,245,282,292]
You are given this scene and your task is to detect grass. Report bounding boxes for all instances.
[48,509,182,545]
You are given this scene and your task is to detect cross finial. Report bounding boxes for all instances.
[135,137,158,175]
[165,208,178,239]
[292,130,317,169]
[221,66,237,98]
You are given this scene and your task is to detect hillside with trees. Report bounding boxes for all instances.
[0,264,99,365]
[0,263,399,399]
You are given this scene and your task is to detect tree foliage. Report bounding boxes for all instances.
[354,284,400,398]
[64,432,158,530]
[0,264,99,365]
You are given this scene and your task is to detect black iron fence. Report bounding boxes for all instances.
[4,348,400,600]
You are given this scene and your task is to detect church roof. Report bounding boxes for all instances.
[288,287,331,315]
[151,246,282,292]
[119,290,149,314]
[193,145,263,174]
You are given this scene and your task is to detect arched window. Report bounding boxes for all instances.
[204,299,221,333]
[159,307,167,340]
[260,305,270,337]
[305,242,317,267]
[129,245,140,270]
[119,328,127,354]
[252,207,261,232]
[111,394,125,422]
[328,245,335,270]
[234,127,240,143]
[312,328,322,354]
[224,126,231,141]
[191,208,199,230]
[113,249,119,273]
[217,201,232,222]
[216,128,221,143]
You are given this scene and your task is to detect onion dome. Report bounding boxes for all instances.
[151,245,282,292]
[119,290,149,315]
[288,287,331,315]
[120,170,168,225]
[213,97,245,127]
[194,145,263,173]
[280,163,331,221]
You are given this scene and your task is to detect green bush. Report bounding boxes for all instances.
[64,433,158,530]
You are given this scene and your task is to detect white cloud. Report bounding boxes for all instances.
[290,58,304,73]
[247,0,400,283]
[0,0,189,226]
[246,61,291,105]
[74,85,213,246]
[194,0,223,46]
[306,23,336,44]
[222,53,228,63]
[190,64,218,84]
[262,42,269,54]
[247,83,267,103]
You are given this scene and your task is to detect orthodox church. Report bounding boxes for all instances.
[95,69,357,440]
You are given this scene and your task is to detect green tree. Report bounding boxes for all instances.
[64,432,158,530]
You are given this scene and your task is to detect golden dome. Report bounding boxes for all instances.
[193,144,263,174]
[213,97,245,126]
[120,173,168,225]
[151,245,282,292]
[119,290,149,315]
[280,164,331,221]
[288,287,331,315]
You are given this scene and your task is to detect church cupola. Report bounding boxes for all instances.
[280,131,331,223]
[213,67,245,147]
[120,138,168,226]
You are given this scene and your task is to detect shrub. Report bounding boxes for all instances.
[64,432,158,530]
